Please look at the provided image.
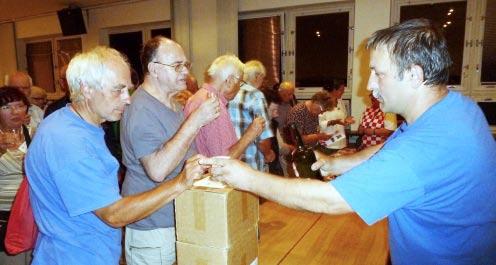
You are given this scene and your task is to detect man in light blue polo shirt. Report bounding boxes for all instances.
[203,19,496,265]
[25,46,209,265]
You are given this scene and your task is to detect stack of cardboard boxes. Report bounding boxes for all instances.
[175,186,259,265]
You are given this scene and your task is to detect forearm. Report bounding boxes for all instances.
[143,117,200,181]
[95,173,187,228]
[245,170,352,214]
[303,133,325,144]
[229,130,258,159]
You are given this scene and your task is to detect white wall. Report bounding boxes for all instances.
[351,0,391,128]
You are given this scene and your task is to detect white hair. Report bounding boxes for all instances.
[67,46,129,102]
[243,60,266,82]
[207,54,244,81]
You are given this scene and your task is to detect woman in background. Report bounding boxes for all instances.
[0,86,32,265]
[358,93,397,149]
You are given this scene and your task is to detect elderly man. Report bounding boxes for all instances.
[204,19,496,265]
[6,71,44,133]
[228,60,275,171]
[25,46,208,265]
[184,55,264,158]
[30,86,48,110]
[120,37,220,265]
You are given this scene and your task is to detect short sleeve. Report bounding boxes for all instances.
[53,156,121,216]
[332,145,425,225]
[127,108,167,160]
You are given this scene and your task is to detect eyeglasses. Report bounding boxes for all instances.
[153,61,192,73]
[0,104,28,112]
[231,75,246,86]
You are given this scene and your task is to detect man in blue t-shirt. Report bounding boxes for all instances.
[201,19,496,265]
[25,46,211,265]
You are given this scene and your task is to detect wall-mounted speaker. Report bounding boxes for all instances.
[57,7,87,36]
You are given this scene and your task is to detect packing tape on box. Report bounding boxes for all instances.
[196,259,208,265]
[242,192,248,221]
[193,192,206,231]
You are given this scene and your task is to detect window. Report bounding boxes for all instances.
[393,0,496,94]
[239,3,354,100]
[480,0,496,84]
[105,22,171,83]
[400,1,467,85]
[26,37,82,99]
[239,15,282,89]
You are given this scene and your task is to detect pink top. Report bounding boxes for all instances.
[183,83,238,157]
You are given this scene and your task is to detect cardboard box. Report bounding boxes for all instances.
[176,228,258,265]
[175,186,259,248]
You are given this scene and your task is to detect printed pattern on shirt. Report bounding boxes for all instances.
[228,84,273,170]
[360,107,385,147]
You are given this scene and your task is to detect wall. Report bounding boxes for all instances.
[3,0,170,72]
[351,0,390,128]
[0,23,17,86]
[239,0,341,12]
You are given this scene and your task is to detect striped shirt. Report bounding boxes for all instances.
[0,148,25,211]
[228,83,273,170]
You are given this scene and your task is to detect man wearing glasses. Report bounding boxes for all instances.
[120,37,220,265]
[25,46,209,265]
[184,55,264,159]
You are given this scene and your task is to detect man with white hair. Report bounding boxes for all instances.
[25,46,209,265]
[184,55,264,158]
[120,37,220,265]
[228,60,275,171]
[6,71,44,133]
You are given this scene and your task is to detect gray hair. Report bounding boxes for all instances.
[207,54,244,81]
[67,46,129,102]
[243,60,266,83]
[367,18,452,86]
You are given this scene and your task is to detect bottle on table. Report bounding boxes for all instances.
[289,123,323,180]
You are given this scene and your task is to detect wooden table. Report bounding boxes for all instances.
[258,201,389,265]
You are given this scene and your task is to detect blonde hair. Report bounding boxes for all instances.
[243,60,266,83]
[67,46,129,102]
[207,54,244,81]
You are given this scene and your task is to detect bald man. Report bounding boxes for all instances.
[6,71,44,134]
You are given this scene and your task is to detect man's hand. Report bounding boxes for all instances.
[200,157,255,191]
[189,93,220,128]
[180,154,209,188]
[344,116,355,126]
[311,150,337,177]
[245,116,265,139]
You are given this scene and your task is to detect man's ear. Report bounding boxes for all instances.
[408,64,424,88]
[148,62,157,77]
[81,85,93,99]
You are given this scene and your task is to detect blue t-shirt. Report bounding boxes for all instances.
[25,106,122,265]
[333,91,496,265]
